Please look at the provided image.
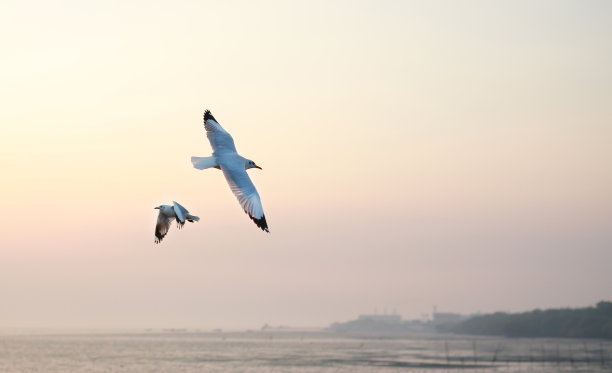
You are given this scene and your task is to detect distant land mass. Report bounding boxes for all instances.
[329,314,431,334]
[330,301,612,340]
[438,301,612,339]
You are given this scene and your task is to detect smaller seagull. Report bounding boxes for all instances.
[154,201,200,243]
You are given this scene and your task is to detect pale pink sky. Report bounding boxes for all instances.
[1,1,611,329]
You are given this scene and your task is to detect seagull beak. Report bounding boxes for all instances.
[154,207,159,209]
[256,165,262,170]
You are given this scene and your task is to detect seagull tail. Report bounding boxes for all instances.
[186,214,199,223]
[191,156,220,170]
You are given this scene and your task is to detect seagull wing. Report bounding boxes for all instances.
[203,110,237,155]
[222,165,269,232]
[172,201,189,228]
[155,211,174,243]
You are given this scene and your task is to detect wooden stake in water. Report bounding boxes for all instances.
[445,340,450,365]
[492,343,501,363]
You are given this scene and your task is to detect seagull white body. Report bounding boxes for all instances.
[191,110,269,232]
[154,201,199,243]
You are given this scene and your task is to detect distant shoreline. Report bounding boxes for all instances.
[438,301,612,340]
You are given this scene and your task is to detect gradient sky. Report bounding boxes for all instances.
[1,0,611,329]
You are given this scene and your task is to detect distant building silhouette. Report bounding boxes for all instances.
[432,312,466,325]
[358,314,402,324]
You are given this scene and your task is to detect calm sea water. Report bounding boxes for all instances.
[0,331,610,372]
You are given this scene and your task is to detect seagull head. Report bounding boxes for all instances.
[245,159,262,170]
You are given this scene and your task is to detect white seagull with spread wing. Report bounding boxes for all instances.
[154,201,199,243]
[191,110,269,232]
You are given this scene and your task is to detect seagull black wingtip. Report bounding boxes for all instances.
[203,109,217,123]
[245,211,269,232]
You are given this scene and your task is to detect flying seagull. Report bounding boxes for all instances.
[191,110,269,232]
[154,201,200,243]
